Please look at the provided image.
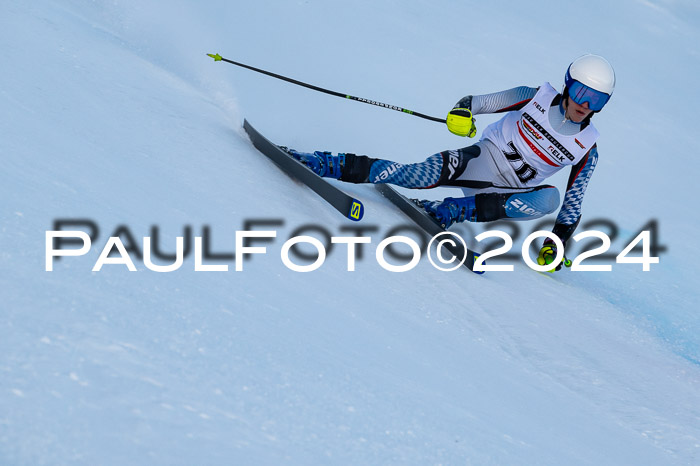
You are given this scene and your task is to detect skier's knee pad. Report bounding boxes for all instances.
[475,185,559,221]
[338,153,375,183]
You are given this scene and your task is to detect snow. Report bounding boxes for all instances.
[1,0,699,464]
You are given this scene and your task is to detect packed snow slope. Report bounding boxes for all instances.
[1,0,699,464]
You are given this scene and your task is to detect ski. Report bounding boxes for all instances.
[375,184,483,274]
[243,119,364,221]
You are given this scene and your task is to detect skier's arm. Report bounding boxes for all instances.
[550,145,599,245]
[454,86,538,115]
[537,146,598,272]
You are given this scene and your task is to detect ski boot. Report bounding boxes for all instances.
[415,196,477,229]
[279,147,345,179]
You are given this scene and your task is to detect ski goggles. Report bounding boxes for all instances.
[566,79,610,112]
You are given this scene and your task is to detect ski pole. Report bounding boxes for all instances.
[207,53,446,124]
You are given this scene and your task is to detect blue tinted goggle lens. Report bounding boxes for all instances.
[567,80,610,111]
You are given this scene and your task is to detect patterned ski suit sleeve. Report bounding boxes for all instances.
[455,86,538,115]
[551,145,599,244]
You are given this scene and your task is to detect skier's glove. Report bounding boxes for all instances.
[446,108,477,137]
[537,244,572,273]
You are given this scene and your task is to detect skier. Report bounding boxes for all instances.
[285,54,615,272]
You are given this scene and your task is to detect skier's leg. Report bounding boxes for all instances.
[474,185,560,221]
[363,146,484,188]
[423,185,561,228]
[283,146,483,188]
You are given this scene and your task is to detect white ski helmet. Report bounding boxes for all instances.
[564,54,616,111]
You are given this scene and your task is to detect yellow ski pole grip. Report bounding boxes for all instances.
[446,108,476,137]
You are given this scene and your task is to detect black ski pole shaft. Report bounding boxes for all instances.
[207,53,446,124]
